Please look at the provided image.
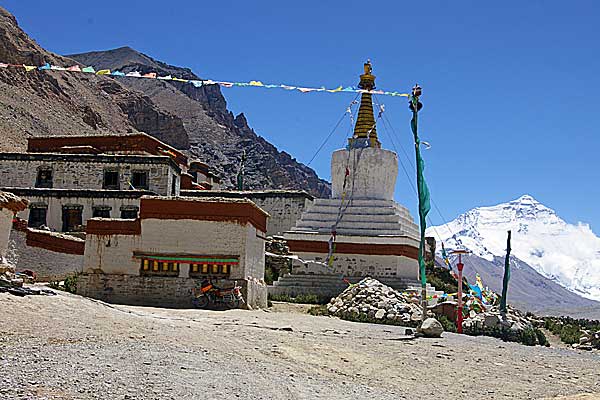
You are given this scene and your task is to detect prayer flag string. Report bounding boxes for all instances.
[0,61,411,98]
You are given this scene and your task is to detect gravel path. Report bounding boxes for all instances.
[1,291,599,400]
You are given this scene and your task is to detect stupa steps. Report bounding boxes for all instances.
[291,226,418,237]
[301,207,412,218]
[268,273,422,298]
[294,219,414,232]
[298,213,416,225]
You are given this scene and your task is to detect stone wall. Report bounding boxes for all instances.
[180,190,313,236]
[0,154,179,196]
[0,207,12,260]
[7,229,83,281]
[249,196,311,236]
[16,194,142,232]
[290,251,419,280]
[77,273,265,309]
[84,219,264,280]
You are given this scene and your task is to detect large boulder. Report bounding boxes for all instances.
[419,318,444,338]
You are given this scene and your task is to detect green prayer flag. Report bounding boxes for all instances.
[500,230,512,313]
[410,97,431,286]
[82,66,95,73]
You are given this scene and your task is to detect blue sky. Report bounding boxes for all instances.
[3,0,600,231]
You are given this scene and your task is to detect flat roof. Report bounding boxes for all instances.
[27,133,188,167]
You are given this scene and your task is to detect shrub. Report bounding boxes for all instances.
[308,305,329,316]
[48,273,78,294]
[437,315,457,333]
[535,328,548,347]
[520,328,538,346]
[268,293,329,305]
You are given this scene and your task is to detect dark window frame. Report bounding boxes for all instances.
[103,169,120,190]
[35,167,53,188]
[92,207,111,218]
[120,206,139,219]
[28,205,48,228]
[131,170,149,190]
[62,205,83,232]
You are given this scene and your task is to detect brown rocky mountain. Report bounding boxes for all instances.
[0,7,330,196]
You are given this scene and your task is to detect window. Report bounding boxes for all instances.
[62,205,83,232]
[103,170,119,190]
[92,206,111,218]
[140,259,179,277]
[120,206,138,219]
[35,168,53,188]
[131,171,149,190]
[28,205,47,228]
[171,175,178,196]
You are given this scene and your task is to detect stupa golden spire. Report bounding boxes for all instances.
[350,60,381,148]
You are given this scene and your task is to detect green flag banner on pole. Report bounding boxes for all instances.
[410,89,431,288]
[500,230,512,313]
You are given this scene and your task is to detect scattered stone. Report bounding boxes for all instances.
[419,318,444,338]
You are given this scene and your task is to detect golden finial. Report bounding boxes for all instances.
[350,60,380,148]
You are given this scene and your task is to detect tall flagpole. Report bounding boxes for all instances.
[409,84,431,325]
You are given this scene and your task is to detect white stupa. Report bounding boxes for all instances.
[272,62,420,296]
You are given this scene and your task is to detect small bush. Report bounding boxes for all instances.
[268,293,329,305]
[520,328,538,346]
[437,315,457,333]
[48,273,78,294]
[535,328,548,347]
[308,305,329,316]
[559,324,581,345]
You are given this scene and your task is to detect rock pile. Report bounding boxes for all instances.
[462,305,540,334]
[573,330,600,351]
[326,277,425,326]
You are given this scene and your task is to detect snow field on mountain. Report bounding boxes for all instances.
[428,195,600,301]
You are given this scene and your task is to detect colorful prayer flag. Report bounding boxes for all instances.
[38,63,51,71]
[23,65,36,72]
[0,63,8,68]
[157,75,172,80]
[96,69,111,75]
[142,72,157,78]
[82,66,95,73]
[66,65,81,72]
[126,71,141,77]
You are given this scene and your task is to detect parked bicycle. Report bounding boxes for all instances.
[191,278,244,309]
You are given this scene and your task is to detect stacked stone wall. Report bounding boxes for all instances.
[0,156,176,195]
[77,274,267,309]
[8,229,83,281]
[16,195,141,232]
[249,196,310,236]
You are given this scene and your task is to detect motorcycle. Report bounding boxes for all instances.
[191,279,244,309]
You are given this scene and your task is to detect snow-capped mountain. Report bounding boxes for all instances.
[427,195,600,302]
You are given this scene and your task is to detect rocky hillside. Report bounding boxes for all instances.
[0,7,188,152]
[0,7,330,197]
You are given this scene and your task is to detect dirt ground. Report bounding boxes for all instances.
[1,291,599,400]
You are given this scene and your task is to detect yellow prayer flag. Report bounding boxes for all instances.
[327,86,343,93]
[249,80,264,87]
[23,65,36,72]
[96,69,111,75]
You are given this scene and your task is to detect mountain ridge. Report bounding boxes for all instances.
[68,47,331,196]
[0,6,330,196]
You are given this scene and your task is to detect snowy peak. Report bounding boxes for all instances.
[428,195,600,302]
